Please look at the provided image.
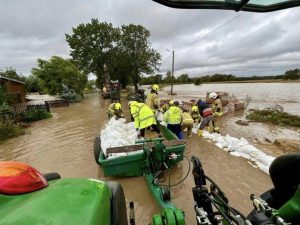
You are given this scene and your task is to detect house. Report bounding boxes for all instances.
[0,76,26,103]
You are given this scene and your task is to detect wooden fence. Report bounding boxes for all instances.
[12,104,50,114]
[0,103,50,121]
[45,100,69,108]
[1,100,69,121]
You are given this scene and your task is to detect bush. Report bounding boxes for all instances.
[21,109,52,122]
[0,120,25,142]
[194,78,202,85]
[246,106,300,127]
[0,102,14,121]
[61,84,83,103]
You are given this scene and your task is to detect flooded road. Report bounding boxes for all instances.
[0,93,273,224]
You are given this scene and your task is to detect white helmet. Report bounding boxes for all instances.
[209,92,217,99]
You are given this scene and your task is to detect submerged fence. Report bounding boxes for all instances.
[12,104,50,114]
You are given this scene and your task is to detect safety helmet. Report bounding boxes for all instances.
[114,103,122,110]
[128,101,138,106]
[168,100,174,106]
[208,92,217,99]
[192,106,198,112]
[152,84,159,92]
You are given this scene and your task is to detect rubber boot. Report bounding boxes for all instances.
[213,127,220,133]
[197,129,203,137]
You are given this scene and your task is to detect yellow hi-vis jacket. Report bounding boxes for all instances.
[108,103,116,114]
[164,106,182,125]
[130,102,157,129]
[190,111,200,120]
[108,103,123,118]
[146,93,159,112]
[181,112,194,125]
[212,98,223,116]
[161,103,169,113]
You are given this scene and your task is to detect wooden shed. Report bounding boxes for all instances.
[0,76,26,103]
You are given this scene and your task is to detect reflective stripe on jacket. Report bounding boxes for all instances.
[130,103,156,129]
[164,106,182,125]
[182,112,193,125]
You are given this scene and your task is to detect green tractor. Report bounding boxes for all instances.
[1,153,300,225]
[0,161,128,225]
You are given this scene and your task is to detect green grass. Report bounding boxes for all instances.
[246,107,300,127]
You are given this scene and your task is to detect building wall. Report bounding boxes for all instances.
[2,80,26,103]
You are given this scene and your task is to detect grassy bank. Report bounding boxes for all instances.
[246,107,300,127]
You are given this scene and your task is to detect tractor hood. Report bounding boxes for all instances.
[0,178,111,225]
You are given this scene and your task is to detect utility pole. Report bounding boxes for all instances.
[171,50,174,95]
[167,49,175,95]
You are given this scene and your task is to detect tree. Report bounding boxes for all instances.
[66,20,161,90]
[119,24,161,91]
[32,56,87,96]
[177,74,189,83]
[66,19,119,87]
[194,78,203,85]
[24,75,42,93]
[164,71,172,84]
[0,68,25,82]
[283,69,300,80]
[85,79,96,91]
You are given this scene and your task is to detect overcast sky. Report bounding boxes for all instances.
[0,0,300,77]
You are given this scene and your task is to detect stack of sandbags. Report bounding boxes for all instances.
[100,118,139,158]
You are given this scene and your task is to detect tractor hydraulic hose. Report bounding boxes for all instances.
[154,155,191,188]
[206,174,248,222]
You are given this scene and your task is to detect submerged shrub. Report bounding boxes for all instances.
[246,106,300,127]
[0,120,25,142]
[194,78,202,86]
[21,109,52,122]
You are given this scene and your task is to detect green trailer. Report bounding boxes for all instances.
[94,124,187,223]
[94,125,185,177]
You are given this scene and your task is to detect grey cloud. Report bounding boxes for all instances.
[0,0,300,76]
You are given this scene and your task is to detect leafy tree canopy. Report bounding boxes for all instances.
[66,19,161,89]
[283,68,300,80]
[0,68,25,82]
[32,56,87,96]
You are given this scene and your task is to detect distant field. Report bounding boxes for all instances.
[154,79,300,86]
[207,79,300,84]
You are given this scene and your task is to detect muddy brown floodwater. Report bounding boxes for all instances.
[0,93,273,225]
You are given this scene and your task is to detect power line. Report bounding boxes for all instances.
[177,12,245,53]
[160,52,172,65]
[159,12,245,67]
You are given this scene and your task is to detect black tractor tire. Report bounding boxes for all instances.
[43,173,61,181]
[107,181,128,225]
[94,133,101,165]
